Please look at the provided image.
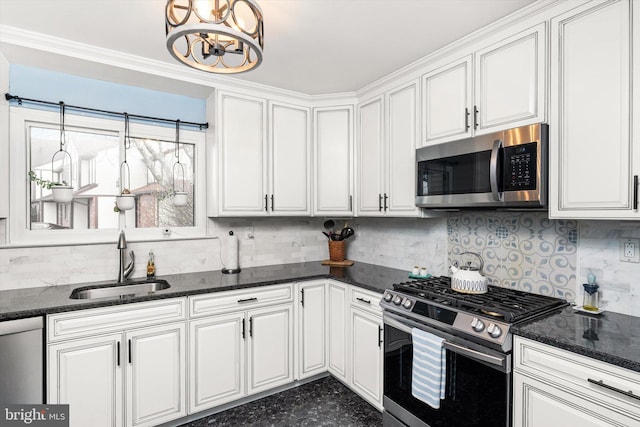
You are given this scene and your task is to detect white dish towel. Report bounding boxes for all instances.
[411,327,446,409]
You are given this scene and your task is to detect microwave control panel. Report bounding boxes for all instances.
[503,142,537,191]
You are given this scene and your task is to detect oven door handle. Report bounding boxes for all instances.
[383,313,509,371]
[490,139,503,202]
[442,341,506,370]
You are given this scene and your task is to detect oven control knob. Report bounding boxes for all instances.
[384,292,393,302]
[402,299,413,310]
[487,323,503,338]
[471,318,485,332]
[393,295,403,306]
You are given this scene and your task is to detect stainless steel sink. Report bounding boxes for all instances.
[70,279,171,300]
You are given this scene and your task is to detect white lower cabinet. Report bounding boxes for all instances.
[297,280,327,380]
[188,286,294,414]
[48,334,122,427]
[327,281,348,382]
[126,323,186,427]
[513,336,640,426]
[247,304,294,394]
[350,306,384,410]
[189,312,245,412]
[48,323,186,427]
[47,299,187,427]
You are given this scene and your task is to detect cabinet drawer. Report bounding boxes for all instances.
[189,284,293,318]
[48,298,186,342]
[350,287,383,314]
[514,337,640,410]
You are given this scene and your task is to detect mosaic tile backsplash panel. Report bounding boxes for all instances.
[448,212,578,302]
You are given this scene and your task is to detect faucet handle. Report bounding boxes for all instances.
[124,250,135,280]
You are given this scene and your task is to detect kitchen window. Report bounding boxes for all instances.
[9,107,207,245]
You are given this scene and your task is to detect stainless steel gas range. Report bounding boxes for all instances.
[380,276,568,427]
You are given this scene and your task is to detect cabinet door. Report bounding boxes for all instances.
[48,334,122,427]
[327,281,348,382]
[298,281,327,379]
[513,373,636,427]
[188,312,245,413]
[422,56,473,145]
[357,97,385,216]
[314,106,354,215]
[247,304,294,395]
[218,91,268,216]
[350,306,383,409]
[549,0,637,219]
[270,102,311,215]
[475,23,546,134]
[386,80,419,216]
[125,323,186,427]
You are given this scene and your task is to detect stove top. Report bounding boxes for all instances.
[381,276,569,352]
[392,276,567,323]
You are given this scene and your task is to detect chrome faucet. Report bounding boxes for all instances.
[117,230,135,283]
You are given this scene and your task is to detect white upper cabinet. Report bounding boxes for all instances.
[314,105,354,216]
[386,81,419,216]
[217,92,311,216]
[422,56,473,145]
[357,96,385,216]
[357,80,419,217]
[549,0,639,219]
[475,22,546,134]
[421,23,546,146]
[269,102,312,215]
[217,91,268,216]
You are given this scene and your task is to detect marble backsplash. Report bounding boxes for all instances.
[0,213,637,316]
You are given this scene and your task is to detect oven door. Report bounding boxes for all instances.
[383,313,511,427]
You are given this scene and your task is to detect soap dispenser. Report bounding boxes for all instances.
[582,273,599,311]
[147,250,156,279]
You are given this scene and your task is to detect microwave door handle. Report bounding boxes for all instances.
[490,139,503,202]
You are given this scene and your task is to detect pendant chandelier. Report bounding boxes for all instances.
[165,0,264,74]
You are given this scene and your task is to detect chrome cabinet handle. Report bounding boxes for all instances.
[384,193,388,211]
[633,175,638,210]
[465,107,470,131]
[378,325,383,348]
[117,341,120,367]
[356,297,371,305]
[271,194,274,211]
[249,317,253,338]
[378,194,383,211]
[237,297,258,303]
[264,194,268,212]
[473,106,479,130]
[242,318,246,340]
[300,289,305,307]
[490,139,503,202]
[128,339,132,364]
[588,378,640,401]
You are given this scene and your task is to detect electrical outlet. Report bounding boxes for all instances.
[620,238,640,263]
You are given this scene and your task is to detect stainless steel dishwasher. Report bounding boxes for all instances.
[0,316,44,404]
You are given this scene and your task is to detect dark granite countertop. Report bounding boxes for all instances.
[513,306,640,373]
[0,261,410,321]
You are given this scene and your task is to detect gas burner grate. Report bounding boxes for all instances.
[393,276,567,323]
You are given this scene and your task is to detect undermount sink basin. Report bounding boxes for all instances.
[70,279,171,300]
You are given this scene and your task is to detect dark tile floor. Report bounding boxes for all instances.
[180,376,383,427]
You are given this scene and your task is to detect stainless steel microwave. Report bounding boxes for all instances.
[416,123,548,209]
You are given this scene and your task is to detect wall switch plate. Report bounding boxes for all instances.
[620,238,640,263]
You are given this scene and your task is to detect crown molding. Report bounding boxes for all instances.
[0,25,326,102]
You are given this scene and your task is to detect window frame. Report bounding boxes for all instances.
[9,106,208,245]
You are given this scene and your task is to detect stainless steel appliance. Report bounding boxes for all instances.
[416,123,548,209]
[380,276,567,427]
[0,316,44,404]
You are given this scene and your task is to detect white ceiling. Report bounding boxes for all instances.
[0,0,536,96]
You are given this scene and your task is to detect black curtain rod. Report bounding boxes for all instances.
[4,93,209,130]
